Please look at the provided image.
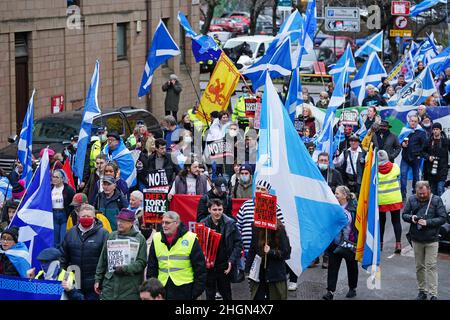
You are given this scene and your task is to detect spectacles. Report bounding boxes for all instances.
[1,237,14,242]
[52,175,61,179]
[161,221,176,225]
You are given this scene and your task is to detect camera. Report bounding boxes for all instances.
[431,156,439,175]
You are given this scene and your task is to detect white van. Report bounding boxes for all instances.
[223,35,274,71]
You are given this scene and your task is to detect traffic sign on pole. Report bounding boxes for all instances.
[325,7,360,32]
[391,1,411,16]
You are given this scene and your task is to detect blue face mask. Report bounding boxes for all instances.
[240,175,250,183]
[73,143,78,149]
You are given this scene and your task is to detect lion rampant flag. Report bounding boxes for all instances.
[197,52,240,123]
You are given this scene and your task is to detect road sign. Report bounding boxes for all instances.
[325,19,360,32]
[394,16,408,29]
[325,7,360,19]
[390,29,412,37]
[391,1,411,15]
[278,0,292,7]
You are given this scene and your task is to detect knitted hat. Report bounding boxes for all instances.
[39,148,55,158]
[2,227,19,243]
[239,164,252,174]
[169,74,178,80]
[12,180,26,200]
[432,122,442,130]
[377,150,389,166]
[106,130,120,141]
[256,179,272,191]
[116,208,135,222]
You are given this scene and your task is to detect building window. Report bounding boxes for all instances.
[180,24,186,65]
[162,18,170,67]
[117,23,128,60]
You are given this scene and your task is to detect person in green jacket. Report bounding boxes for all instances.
[94,208,147,300]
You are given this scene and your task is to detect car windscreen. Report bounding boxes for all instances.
[320,38,347,48]
[223,40,258,54]
[33,118,80,142]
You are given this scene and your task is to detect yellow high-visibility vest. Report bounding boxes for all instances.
[153,231,196,286]
[36,269,75,283]
[378,164,402,205]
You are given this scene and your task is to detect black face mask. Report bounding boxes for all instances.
[379,128,388,134]
[184,123,192,130]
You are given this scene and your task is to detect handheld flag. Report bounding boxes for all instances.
[10,148,54,269]
[354,31,383,58]
[410,0,446,17]
[302,0,317,56]
[428,46,450,76]
[351,52,387,105]
[254,73,347,275]
[138,20,181,97]
[17,89,35,188]
[73,60,101,182]
[62,158,76,190]
[413,34,439,65]
[284,67,303,123]
[329,44,356,84]
[0,176,12,201]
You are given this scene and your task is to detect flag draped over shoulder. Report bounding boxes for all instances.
[11,148,54,269]
[138,20,181,97]
[1,242,31,278]
[197,52,240,124]
[17,89,35,188]
[355,145,374,262]
[254,73,347,276]
[102,139,137,188]
[73,60,101,182]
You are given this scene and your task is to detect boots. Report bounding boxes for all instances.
[394,242,401,254]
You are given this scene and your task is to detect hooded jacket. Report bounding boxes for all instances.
[92,189,129,231]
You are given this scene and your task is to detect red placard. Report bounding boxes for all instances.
[143,190,168,224]
[313,61,327,75]
[244,97,260,118]
[51,95,64,113]
[391,1,410,15]
[254,192,277,230]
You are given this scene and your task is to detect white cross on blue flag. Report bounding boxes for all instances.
[17,89,35,188]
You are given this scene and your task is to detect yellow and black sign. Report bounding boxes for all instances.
[389,29,412,37]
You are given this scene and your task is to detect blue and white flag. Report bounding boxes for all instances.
[255,73,347,275]
[103,138,137,188]
[177,11,221,63]
[74,61,101,181]
[284,67,303,123]
[410,0,446,17]
[0,176,12,202]
[243,37,293,90]
[268,9,303,54]
[332,124,346,156]
[354,31,383,58]
[413,34,439,65]
[0,242,31,278]
[329,44,356,84]
[138,20,181,97]
[403,50,416,82]
[17,89,35,188]
[398,123,426,143]
[302,0,317,56]
[388,66,437,107]
[361,149,380,272]
[10,148,54,270]
[355,113,368,140]
[428,46,450,76]
[351,52,387,105]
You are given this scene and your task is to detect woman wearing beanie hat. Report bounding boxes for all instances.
[0,227,31,278]
[12,179,26,200]
[377,150,403,253]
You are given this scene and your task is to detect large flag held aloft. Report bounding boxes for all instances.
[73,60,101,181]
[354,31,383,58]
[328,44,356,84]
[428,45,450,76]
[177,11,221,63]
[197,52,240,124]
[138,20,180,97]
[11,148,54,269]
[284,67,303,123]
[17,89,35,188]
[410,0,446,16]
[254,73,347,276]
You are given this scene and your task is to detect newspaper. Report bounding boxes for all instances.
[107,239,131,273]
[248,254,262,283]
[129,241,140,264]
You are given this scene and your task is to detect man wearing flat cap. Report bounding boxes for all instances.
[370,120,401,162]
[162,74,182,121]
[95,208,147,300]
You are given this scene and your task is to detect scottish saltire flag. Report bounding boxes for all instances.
[351,52,387,105]
[243,37,293,90]
[388,66,437,107]
[410,41,420,56]
[355,113,367,139]
[10,148,53,270]
[302,0,317,56]
[0,275,63,300]
[268,9,303,54]
[329,44,356,83]
[103,139,136,187]
[74,60,101,181]
[0,242,31,278]
[398,123,426,143]
[403,50,415,82]
[332,124,346,156]
[177,11,221,62]
[0,176,12,202]
[354,31,383,58]
[429,46,450,76]
[413,34,438,65]
[138,20,181,97]
[410,0,446,16]
[284,67,303,123]
[254,73,347,275]
[17,89,35,188]
[361,147,380,272]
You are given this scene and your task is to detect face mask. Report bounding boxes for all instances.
[240,175,250,183]
[184,136,193,144]
[100,134,107,143]
[423,123,431,128]
[379,128,388,134]
[79,216,95,228]
[229,129,238,137]
[318,163,328,171]
[73,143,78,149]
[184,123,191,130]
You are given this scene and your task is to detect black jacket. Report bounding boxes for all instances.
[196,190,233,222]
[245,226,291,283]
[401,129,427,163]
[402,195,447,243]
[0,253,20,277]
[320,168,343,193]
[200,214,242,269]
[147,223,206,300]
[338,149,366,185]
[362,94,387,107]
[144,153,180,186]
[371,130,401,162]
[423,135,450,181]
[60,220,109,293]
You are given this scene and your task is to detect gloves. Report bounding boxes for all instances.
[113,266,126,275]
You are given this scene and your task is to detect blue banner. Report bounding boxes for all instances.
[0,275,63,300]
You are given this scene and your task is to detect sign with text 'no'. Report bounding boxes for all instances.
[254,192,277,230]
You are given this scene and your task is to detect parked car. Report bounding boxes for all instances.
[314,31,330,47]
[210,18,246,35]
[0,107,163,173]
[319,36,356,58]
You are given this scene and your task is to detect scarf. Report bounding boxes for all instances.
[378,161,393,174]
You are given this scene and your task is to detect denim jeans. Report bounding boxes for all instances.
[430,180,445,197]
[53,209,67,248]
[400,158,421,198]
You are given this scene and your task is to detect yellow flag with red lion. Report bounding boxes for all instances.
[197,53,240,124]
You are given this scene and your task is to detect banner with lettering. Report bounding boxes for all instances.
[254,192,277,230]
[143,189,168,224]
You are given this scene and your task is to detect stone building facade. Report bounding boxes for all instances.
[0,0,200,147]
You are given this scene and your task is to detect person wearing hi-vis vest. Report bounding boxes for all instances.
[147,211,206,300]
[377,150,404,254]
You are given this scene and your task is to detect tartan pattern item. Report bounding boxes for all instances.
[0,275,63,300]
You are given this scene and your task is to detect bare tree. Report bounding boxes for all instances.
[200,0,220,35]
[249,0,271,35]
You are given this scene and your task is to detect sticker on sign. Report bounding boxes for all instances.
[325,19,360,32]
[325,7,359,19]
[391,1,411,15]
